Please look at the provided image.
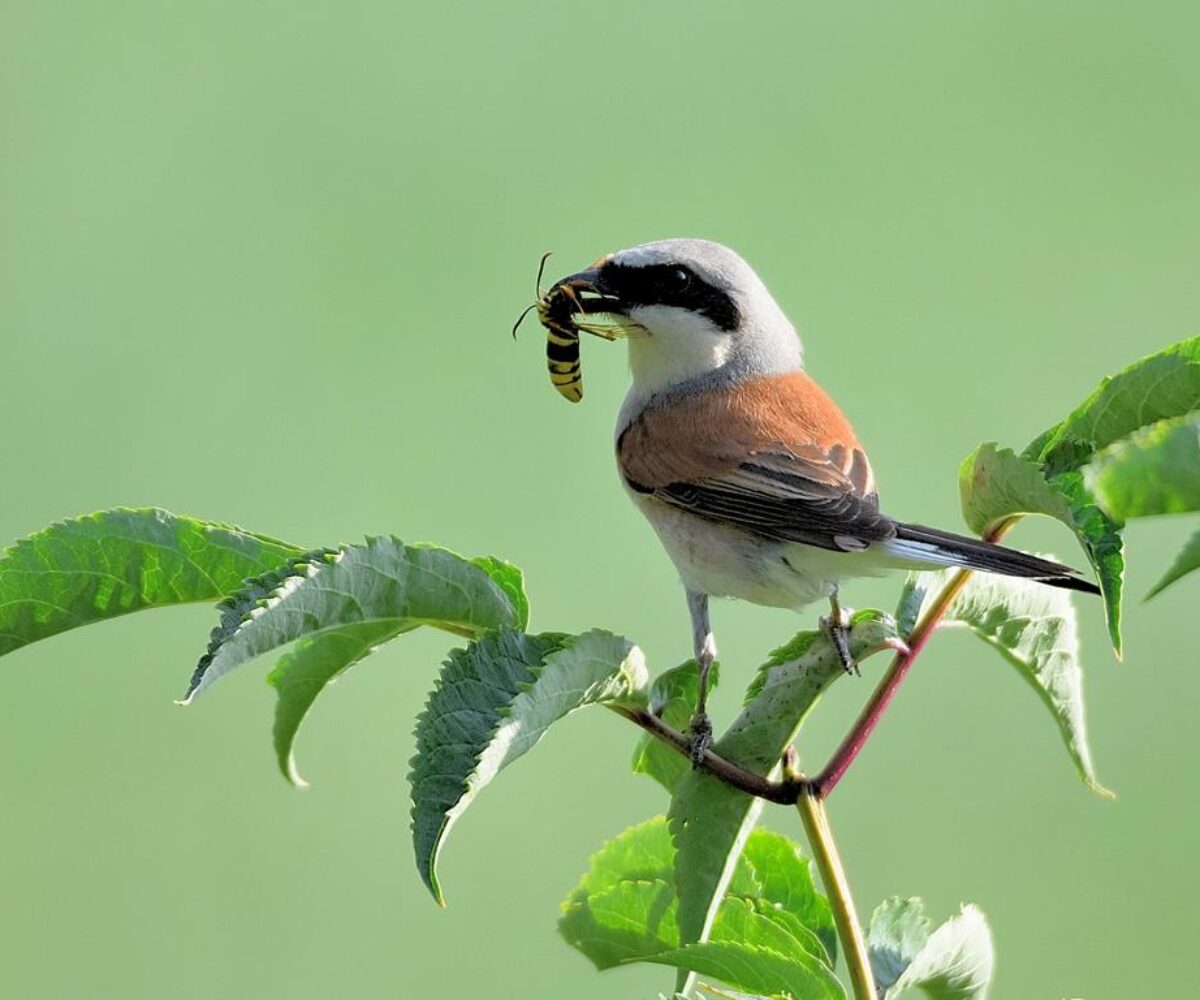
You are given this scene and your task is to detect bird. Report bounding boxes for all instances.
[536,238,1099,761]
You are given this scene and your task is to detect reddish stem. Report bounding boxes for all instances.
[810,521,1014,798]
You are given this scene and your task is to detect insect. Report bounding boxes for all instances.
[512,253,620,403]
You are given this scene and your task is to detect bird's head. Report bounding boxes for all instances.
[544,239,803,399]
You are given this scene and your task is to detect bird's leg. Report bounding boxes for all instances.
[821,589,859,676]
[686,590,717,766]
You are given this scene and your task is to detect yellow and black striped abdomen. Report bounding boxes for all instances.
[545,323,582,402]
[537,297,584,403]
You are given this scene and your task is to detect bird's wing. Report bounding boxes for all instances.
[617,371,896,552]
[656,448,895,550]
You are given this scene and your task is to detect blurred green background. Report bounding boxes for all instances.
[2,2,1197,996]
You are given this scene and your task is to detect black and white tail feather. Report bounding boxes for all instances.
[881,523,1100,595]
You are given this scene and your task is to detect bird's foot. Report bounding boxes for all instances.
[821,612,859,676]
[688,712,713,768]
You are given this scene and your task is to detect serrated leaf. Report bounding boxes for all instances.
[189,547,339,696]
[958,444,1074,537]
[1146,523,1200,599]
[1027,335,1200,475]
[633,660,721,793]
[912,570,1109,796]
[267,620,414,786]
[739,829,836,961]
[895,575,933,637]
[1053,471,1125,654]
[961,337,1200,654]
[868,897,994,999]
[566,814,677,897]
[0,508,302,661]
[559,818,835,978]
[711,898,830,971]
[868,897,933,993]
[470,555,531,631]
[668,612,901,990]
[254,551,528,786]
[958,444,1123,653]
[564,878,680,966]
[182,538,524,702]
[1084,414,1200,521]
[410,628,646,904]
[645,941,844,1000]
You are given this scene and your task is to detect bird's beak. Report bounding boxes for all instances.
[543,268,631,340]
[547,268,624,311]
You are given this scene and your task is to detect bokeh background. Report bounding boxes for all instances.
[2,3,1198,997]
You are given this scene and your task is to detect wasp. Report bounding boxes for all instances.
[513,253,623,404]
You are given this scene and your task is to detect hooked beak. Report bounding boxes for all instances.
[545,268,629,339]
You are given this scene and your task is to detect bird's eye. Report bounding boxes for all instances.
[663,267,691,293]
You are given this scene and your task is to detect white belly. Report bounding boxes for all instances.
[627,490,891,611]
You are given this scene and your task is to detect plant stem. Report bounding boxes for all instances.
[810,519,1015,797]
[795,789,875,1000]
[611,705,804,804]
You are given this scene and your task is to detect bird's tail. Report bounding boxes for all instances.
[880,522,1100,595]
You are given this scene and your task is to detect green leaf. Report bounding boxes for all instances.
[1147,523,1200,599]
[564,878,680,966]
[710,898,831,974]
[961,338,1200,654]
[410,628,646,904]
[1027,335,1200,475]
[868,897,994,999]
[668,612,901,987]
[559,818,835,976]
[911,570,1110,796]
[633,659,720,793]
[958,444,1123,653]
[470,555,531,631]
[181,537,525,702]
[1084,414,1200,521]
[738,829,836,961]
[267,620,414,786]
[895,575,933,637]
[0,508,302,661]
[1053,471,1125,654]
[645,942,843,1000]
[958,444,1074,537]
[697,987,786,1000]
[256,551,528,787]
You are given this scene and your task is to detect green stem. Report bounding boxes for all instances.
[795,789,875,1000]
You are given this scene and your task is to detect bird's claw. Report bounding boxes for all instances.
[688,712,713,767]
[821,613,859,676]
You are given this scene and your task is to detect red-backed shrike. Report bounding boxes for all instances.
[539,238,1097,759]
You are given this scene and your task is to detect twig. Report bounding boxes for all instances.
[794,788,876,1000]
[611,705,806,804]
[809,519,1014,797]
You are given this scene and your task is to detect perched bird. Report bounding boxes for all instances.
[537,239,1098,760]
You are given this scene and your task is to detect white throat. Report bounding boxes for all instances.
[617,305,804,430]
[624,311,737,397]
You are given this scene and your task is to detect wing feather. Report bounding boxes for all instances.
[617,372,895,552]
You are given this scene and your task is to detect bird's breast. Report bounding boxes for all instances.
[623,489,846,610]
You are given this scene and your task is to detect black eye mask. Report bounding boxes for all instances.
[599,262,740,332]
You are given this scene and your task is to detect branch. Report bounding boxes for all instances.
[794,789,876,1000]
[809,518,1015,797]
[611,705,807,805]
